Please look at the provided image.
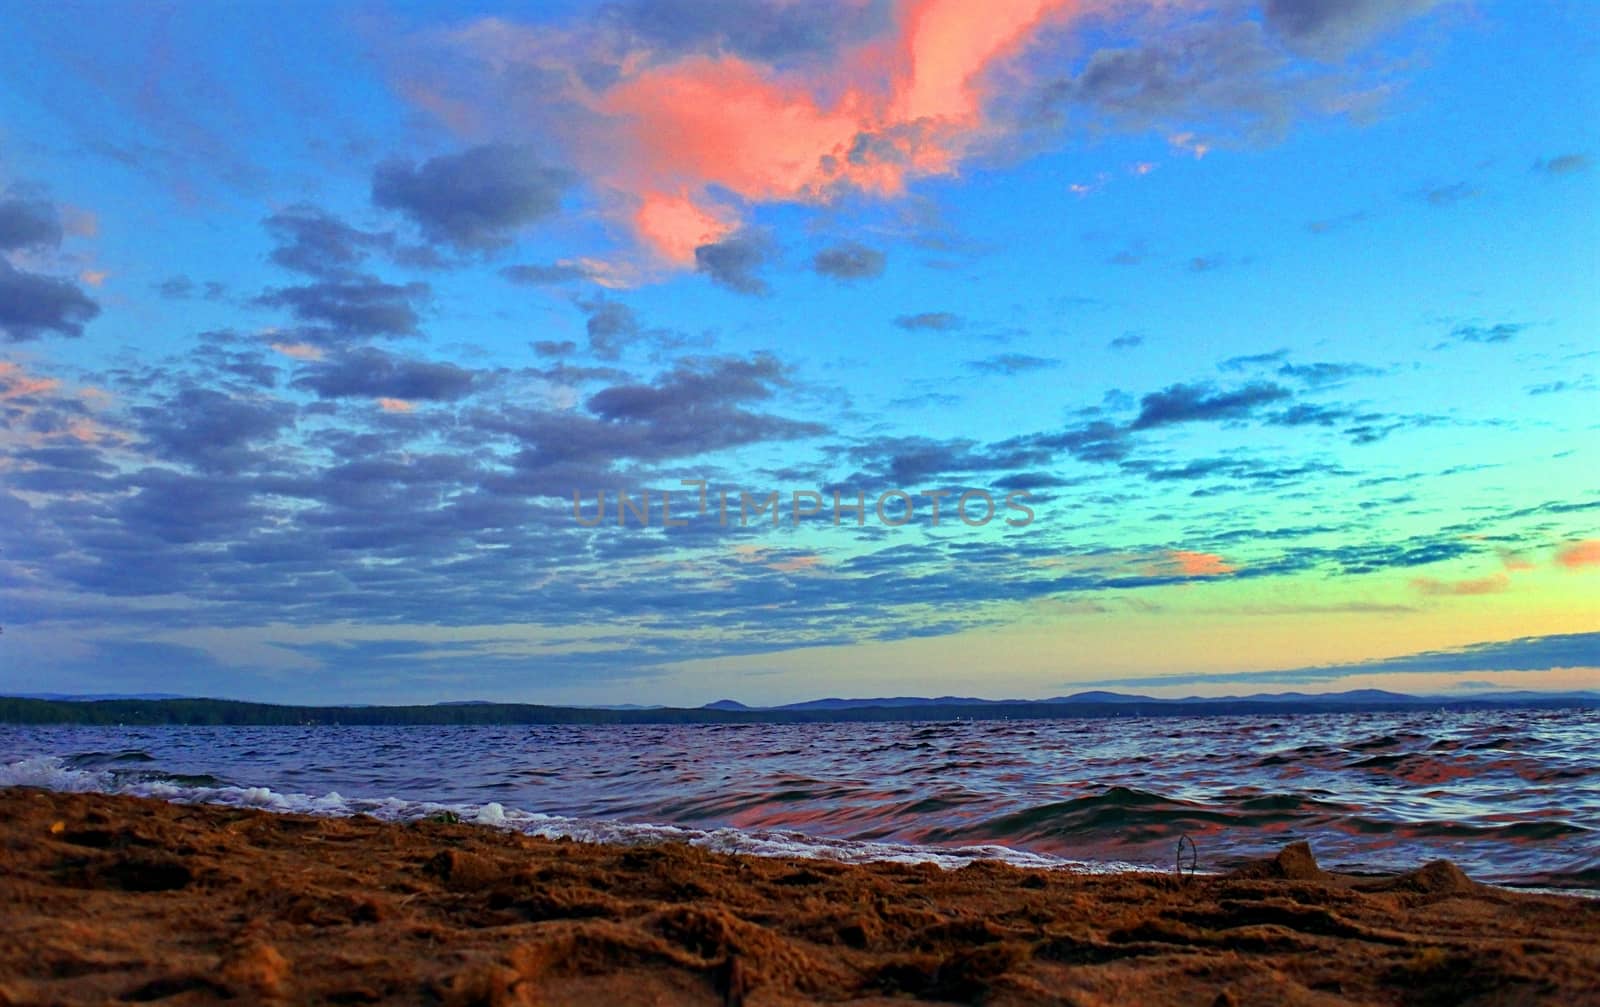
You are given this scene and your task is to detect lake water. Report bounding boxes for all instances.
[3,708,1596,890]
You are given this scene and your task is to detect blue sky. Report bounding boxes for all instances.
[0,0,1595,705]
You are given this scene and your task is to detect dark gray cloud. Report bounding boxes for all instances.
[292,348,477,402]
[893,311,962,332]
[1417,181,1477,206]
[1027,19,1297,146]
[1306,210,1368,234]
[1527,378,1594,396]
[527,361,629,384]
[189,334,280,389]
[1009,420,1133,465]
[812,240,886,281]
[586,353,789,422]
[1017,3,1445,154]
[1534,153,1589,176]
[1078,632,1598,688]
[1219,349,1290,372]
[581,299,641,359]
[471,353,827,481]
[0,258,101,341]
[154,275,227,300]
[694,230,774,295]
[532,339,578,357]
[966,354,1060,376]
[602,0,889,62]
[264,204,391,278]
[502,262,593,286]
[1276,361,1386,386]
[132,385,295,473]
[1263,0,1443,58]
[1451,322,1524,344]
[257,276,429,339]
[372,144,572,250]
[1131,381,1293,429]
[0,189,62,252]
[1108,333,1144,350]
[1222,353,1385,389]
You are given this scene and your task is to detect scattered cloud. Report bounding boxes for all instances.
[893,311,963,332]
[372,145,572,251]
[811,241,886,281]
[1415,181,1477,207]
[580,299,643,360]
[1410,573,1510,596]
[1131,381,1293,429]
[1534,153,1589,176]
[965,354,1060,376]
[1262,0,1445,59]
[1450,322,1524,344]
[256,277,430,340]
[0,188,63,252]
[1556,540,1600,570]
[291,348,477,402]
[0,258,101,341]
[694,229,775,295]
[1306,210,1367,234]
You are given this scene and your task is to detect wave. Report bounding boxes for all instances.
[0,756,1150,874]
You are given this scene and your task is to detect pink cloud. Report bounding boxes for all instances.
[0,362,121,448]
[269,342,325,361]
[421,0,1089,263]
[1410,574,1510,596]
[0,361,63,401]
[1497,549,1535,572]
[1170,550,1235,576]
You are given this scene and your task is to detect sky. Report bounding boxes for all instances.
[0,0,1595,706]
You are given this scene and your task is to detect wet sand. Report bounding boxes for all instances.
[1,788,1596,1005]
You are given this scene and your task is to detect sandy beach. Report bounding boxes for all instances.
[1,788,1596,1005]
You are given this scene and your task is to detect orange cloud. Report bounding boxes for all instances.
[80,270,109,287]
[632,191,739,266]
[376,397,415,413]
[1170,550,1235,576]
[1556,540,1600,570]
[570,0,1086,261]
[1411,574,1510,596]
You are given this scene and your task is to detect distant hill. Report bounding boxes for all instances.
[3,689,1593,726]
[3,693,189,702]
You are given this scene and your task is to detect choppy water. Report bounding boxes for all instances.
[3,708,1597,889]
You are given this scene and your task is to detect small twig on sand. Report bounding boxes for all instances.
[1175,834,1198,885]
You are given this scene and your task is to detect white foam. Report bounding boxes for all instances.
[0,755,1147,873]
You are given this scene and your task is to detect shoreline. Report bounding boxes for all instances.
[7,752,1594,896]
[3,789,1598,1005]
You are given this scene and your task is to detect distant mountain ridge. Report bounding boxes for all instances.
[698,688,1579,711]
[0,688,1595,726]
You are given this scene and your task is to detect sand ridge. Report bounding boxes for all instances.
[1,788,1596,1005]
